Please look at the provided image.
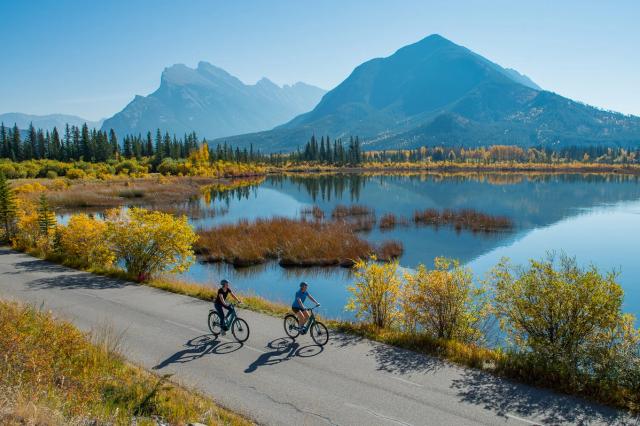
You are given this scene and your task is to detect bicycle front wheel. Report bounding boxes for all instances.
[284,314,300,339]
[310,321,329,346]
[231,318,250,343]
[208,311,222,336]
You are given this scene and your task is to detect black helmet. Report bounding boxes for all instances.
[300,281,308,288]
[220,279,229,287]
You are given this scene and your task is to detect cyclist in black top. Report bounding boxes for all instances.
[214,279,242,330]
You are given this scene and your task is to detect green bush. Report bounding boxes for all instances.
[491,253,640,386]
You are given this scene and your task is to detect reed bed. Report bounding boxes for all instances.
[413,208,513,233]
[195,217,402,268]
[378,213,409,231]
[41,176,219,209]
[300,205,324,220]
[331,204,374,219]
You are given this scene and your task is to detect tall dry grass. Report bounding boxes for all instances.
[0,299,251,426]
[414,208,513,233]
[196,217,402,267]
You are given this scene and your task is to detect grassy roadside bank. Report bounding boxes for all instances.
[0,298,252,426]
[273,161,640,175]
[7,248,639,414]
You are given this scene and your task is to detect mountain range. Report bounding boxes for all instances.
[0,113,103,132]
[5,35,640,152]
[100,62,326,139]
[218,34,640,151]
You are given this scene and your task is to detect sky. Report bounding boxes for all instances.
[1,0,639,121]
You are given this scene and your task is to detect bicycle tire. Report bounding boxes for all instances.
[232,318,250,343]
[208,311,223,336]
[310,321,329,346]
[284,314,300,339]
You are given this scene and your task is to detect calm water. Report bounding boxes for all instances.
[169,173,640,320]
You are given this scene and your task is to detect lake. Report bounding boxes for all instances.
[169,172,640,320]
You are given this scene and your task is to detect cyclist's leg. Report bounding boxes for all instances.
[215,303,226,329]
[294,308,307,326]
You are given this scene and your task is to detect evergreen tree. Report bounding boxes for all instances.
[81,123,91,160]
[50,128,62,160]
[24,123,37,160]
[36,129,46,159]
[11,124,22,161]
[0,173,17,240]
[37,194,57,238]
[0,123,8,159]
[109,129,119,160]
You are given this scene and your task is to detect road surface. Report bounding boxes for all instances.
[0,248,636,426]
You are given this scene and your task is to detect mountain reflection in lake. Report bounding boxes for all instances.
[175,173,640,320]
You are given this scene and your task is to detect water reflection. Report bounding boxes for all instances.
[57,172,640,319]
[178,172,640,319]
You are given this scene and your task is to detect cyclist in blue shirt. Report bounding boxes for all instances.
[291,281,319,332]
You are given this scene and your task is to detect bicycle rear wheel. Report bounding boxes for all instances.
[284,314,300,338]
[232,318,250,342]
[208,311,222,336]
[310,321,329,346]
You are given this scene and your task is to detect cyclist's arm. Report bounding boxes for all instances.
[296,297,305,309]
[230,290,242,304]
[308,294,319,306]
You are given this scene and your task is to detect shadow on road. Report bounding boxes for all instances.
[244,337,324,373]
[331,331,446,375]
[153,334,242,370]
[451,369,630,425]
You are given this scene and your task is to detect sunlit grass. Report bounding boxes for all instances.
[195,217,402,267]
[0,299,252,426]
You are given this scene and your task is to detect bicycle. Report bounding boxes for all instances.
[208,304,250,343]
[283,305,329,346]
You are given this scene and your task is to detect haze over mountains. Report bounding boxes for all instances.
[221,34,640,151]
[101,62,326,139]
[0,113,102,132]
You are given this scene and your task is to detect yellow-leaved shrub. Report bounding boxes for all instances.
[58,214,114,268]
[106,208,197,280]
[347,257,401,328]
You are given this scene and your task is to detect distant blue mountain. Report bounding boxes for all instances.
[219,34,640,151]
[0,113,102,131]
[101,62,326,139]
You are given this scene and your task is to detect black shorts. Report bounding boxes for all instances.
[292,306,307,313]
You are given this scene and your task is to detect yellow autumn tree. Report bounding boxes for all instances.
[12,199,40,251]
[58,214,114,268]
[347,257,401,328]
[106,208,197,280]
[402,258,488,343]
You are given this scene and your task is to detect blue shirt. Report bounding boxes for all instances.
[292,290,307,308]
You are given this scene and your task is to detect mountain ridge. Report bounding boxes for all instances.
[216,34,640,151]
[0,113,103,132]
[101,62,326,139]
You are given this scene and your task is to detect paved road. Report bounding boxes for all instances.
[0,249,637,426]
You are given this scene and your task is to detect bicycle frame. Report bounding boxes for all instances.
[223,304,237,328]
[301,306,318,332]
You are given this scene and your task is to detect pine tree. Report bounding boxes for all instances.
[0,173,17,240]
[109,129,119,160]
[0,123,7,158]
[37,194,57,238]
[36,129,46,159]
[11,124,22,161]
[51,128,61,160]
[81,123,91,160]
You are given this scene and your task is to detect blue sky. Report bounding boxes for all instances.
[1,0,639,120]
